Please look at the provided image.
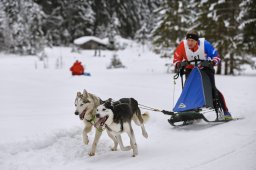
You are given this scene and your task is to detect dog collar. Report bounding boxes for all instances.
[86,115,96,124]
[85,115,105,132]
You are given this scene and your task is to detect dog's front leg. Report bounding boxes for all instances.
[88,129,102,156]
[106,130,118,151]
[83,123,92,145]
[116,135,131,151]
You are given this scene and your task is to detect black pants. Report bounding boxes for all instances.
[184,67,228,112]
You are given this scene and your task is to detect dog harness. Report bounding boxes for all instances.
[85,115,96,124]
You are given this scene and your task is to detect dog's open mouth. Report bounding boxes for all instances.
[79,109,87,120]
[95,115,109,128]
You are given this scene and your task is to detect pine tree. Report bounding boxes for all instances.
[60,0,95,42]
[91,0,160,39]
[109,0,141,38]
[2,0,45,55]
[240,0,256,56]
[134,0,162,43]
[35,0,95,46]
[91,0,111,37]
[33,0,161,46]
[25,1,45,54]
[0,2,7,51]
[194,0,224,74]
[215,0,244,75]
[2,0,23,53]
[152,0,192,48]
[196,0,243,75]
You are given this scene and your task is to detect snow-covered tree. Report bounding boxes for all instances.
[91,0,112,38]
[2,0,45,55]
[25,2,45,54]
[60,0,95,42]
[36,0,95,46]
[152,0,192,48]
[240,0,256,56]
[134,0,162,42]
[195,0,245,75]
[194,0,225,74]
[0,2,7,51]
[91,0,161,39]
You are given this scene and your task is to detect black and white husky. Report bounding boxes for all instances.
[96,98,149,157]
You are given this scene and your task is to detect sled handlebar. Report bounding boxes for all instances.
[173,59,213,80]
[180,59,213,68]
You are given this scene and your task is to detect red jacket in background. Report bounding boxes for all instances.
[70,61,84,75]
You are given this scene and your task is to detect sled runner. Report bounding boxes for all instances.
[162,59,238,126]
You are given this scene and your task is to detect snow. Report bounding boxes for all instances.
[224,20,230,27]
[209,3,216,11]
[218,0,226,4]
[0,42,256,170]
[103,35,134,49]
[73,36,108,46]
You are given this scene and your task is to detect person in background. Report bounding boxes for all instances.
[70,60,84,76]
[173,30,232,120]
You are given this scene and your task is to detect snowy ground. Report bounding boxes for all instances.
[0,43,256,170]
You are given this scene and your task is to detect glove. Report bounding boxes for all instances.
[211,60,217,67]
[174,62,181,73]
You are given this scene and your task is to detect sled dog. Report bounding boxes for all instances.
[74,90,134,156]
[96,98,149,157]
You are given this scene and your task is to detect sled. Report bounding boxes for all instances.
[163,59,236,126]
[83,72,91,76]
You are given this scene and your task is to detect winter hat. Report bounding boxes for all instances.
[186,30,199,41]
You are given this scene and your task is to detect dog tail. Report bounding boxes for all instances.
[133,111,150,125]
[141,112,150,123]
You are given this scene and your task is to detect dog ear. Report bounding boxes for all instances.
[83,89,89,98]
[104,98,112,103]
[77,92,82,98]
[104,101,113,110]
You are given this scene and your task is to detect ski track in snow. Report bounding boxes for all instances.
[0,127,113,170]
[186,138,256,170]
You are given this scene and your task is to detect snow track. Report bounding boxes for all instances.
[0,127,116,170]
[0,128,83,170]
[187,138,256,170]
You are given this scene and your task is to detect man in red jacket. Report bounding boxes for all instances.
[70,60,85,75]
[173,30,232,120]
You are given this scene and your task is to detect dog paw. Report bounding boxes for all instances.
[111,148,117,151]
[132,152,138,157]
[88,152,95,156]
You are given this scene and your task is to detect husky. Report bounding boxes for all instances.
[95,98,149,157]
[74,90,134,156]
